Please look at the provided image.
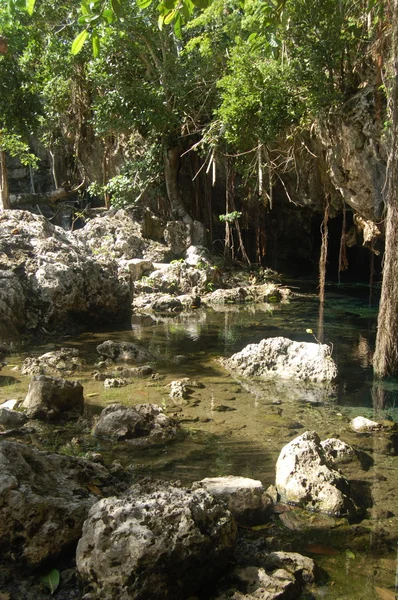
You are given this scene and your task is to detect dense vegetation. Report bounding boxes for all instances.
[1,0,397,376]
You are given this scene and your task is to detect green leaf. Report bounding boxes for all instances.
[136,0,153,9]
[41,569,60,595]
[102,8,115,23]
[92,30,100,57]
[345,549,355,560]
[71,29,89,55]
[164,9,176,24]
[25,0,36,16]
[111,0,124,17]
[173,13,182,37]
[158,13,165,29]
[81,0,90,15]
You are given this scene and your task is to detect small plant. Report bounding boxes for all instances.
[41,569,60,595]
[306,328,321,343]
[218,211,242,223]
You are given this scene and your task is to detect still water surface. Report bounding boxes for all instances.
[1,283,397,599]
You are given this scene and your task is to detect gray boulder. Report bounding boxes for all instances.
[22,375,84,421]
[74,208,146,261]
[0,441,117,566]
[0,408,28,428]
[216,566,299,600]
[223,337,337,383]
[21,347,83,376]
[96,340,153,363]
[0,270,25,350]
[94,403,179,446]
[76,480,236,600]
[0,210,131,336]
[275,431,355,516]
[195,476,273,525]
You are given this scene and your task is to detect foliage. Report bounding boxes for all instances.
[41,569,60,595]
[219,211,242,223]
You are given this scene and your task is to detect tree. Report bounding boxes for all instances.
[373,0,398,377]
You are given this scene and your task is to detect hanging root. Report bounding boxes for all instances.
[319,197,330,305]
[338,202,348,284]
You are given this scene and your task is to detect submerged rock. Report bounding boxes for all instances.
[216,566,299,600]
[21,347,83,376]
[94,403,179,446]
[195,476,273,526]
[76,479,236,600]
[223,337,337,383]
[22,375,84,421]
[275,431,355,517]
[0,441,118,566]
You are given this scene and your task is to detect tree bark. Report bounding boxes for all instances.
[163,145,193,224]
[0,150,10,210]
[373,0,398,377]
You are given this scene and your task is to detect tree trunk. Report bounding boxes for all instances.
[0,150,10,210]
[163,145,193,224]
[373,0,398,377]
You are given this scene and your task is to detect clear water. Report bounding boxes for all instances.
[1,282,397,599]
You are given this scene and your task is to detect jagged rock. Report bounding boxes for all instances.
[321,438,355,461]
[263,552,318,584]
[0,270,25,350]
[76,479,236,600]
[0,408,28,428]
[216,566,299,600]
[22,375,84,421]
[96,340,153,363]
[350,416,383,432]
[94,403,179,446]
[21,347,83,376]
[134,260,217,296]
[103,378,128,388]
[184,245,212,267]
[223,337,337,383]
[0,210,131,337]
[74,208,146,261]
[168,379,190,400]
[195,476,273,525]
[164,221,207,255]
[275,431,355,516]
[127,258,154,280]
[205,287,249,305]
[0,441,118,566]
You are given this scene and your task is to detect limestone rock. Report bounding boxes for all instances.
[76,479,236,600]
[0,210,131,336]
[275,431,355,516]
[223,337,337,383]
[216,566,298,600]
[21,347,83,376]
[195,476,273,525]
[74,208,146,261]
[103,378,128,388]
[94,403,179,446]
[0,441,117,566]
[263,552,318,584]
[22,375,84,421]
[350,416,383,432]
[96,340,153,363]
[127,258,154,280]
[321,438,355,461]
[0,270,25,350]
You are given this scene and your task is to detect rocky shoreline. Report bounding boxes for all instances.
[0,209,397,599]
